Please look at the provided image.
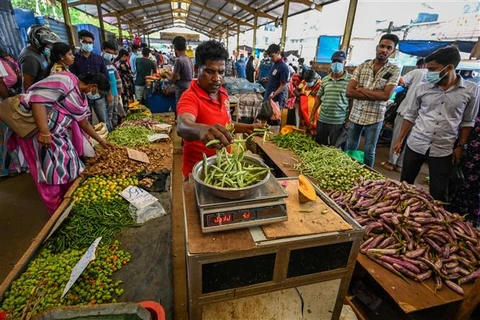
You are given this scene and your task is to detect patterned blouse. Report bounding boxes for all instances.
[19,72,90,184]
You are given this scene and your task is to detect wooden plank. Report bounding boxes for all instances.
[184,180,256,254]
[252,136,299,177]
[356,254,474,313]
[453,277,480,320]
[262,179,352,239]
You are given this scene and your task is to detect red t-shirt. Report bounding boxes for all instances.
[177,80,231,177]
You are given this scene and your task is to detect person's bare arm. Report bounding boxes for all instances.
[78,118,109,148]
[31,103,51,146]
[177,113,233,149]
[346,79,369,100]
[0,78,9,99]
[271,82,287,98]
[392,119,414,154]
[23,74,35,92]
[357,84,396,101]
[170,72,179,84]
[453,127,473,163]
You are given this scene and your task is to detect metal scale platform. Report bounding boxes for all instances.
[195,176,289,233]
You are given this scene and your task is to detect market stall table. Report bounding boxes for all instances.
[183,177,363,319]
[250,135,480,320]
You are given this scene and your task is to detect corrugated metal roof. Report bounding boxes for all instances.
[67,0,340,38]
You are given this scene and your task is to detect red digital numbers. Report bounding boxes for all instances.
[211,214,232,225]
[243,212,251,219]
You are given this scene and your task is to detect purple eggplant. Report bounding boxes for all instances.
[364,222,383,235]
[377,236,395,249]
[405,248,425,259]
[458,268,480,285]
[393,263,418,279]
[367,248,397,255]
[379,255,420,274]
[415,270,433,281]
[445,261,459,269]
[445,280,464,295]
[434,274,443,291]
[424,237,443,254]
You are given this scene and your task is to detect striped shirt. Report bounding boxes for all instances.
[349,60,400,125]
[317,72,352,124]
[19,72,90,184]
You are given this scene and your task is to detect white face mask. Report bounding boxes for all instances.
[103,52,115,62]
[86,87,101,100]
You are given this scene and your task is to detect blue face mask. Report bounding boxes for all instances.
[43,47,51,56]
[331,62,344,74]
[306,81,315,87]
[425,66,448,84]
[81,42,94,53]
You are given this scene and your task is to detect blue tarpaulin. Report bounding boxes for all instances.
[316,36,341,63]
[398,40,476,57]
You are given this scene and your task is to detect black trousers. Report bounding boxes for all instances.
[400,145,453,201]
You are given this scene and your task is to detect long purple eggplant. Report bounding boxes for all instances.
[379,255,420,274]
[445,280,464,295]
[458,268,480,285]
[405,248,425,259]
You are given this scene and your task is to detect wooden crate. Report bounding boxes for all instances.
[183,178,363,320]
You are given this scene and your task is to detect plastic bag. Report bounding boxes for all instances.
[335,127,349,151]
[449,162,465,193]
[257,100,273,121]
[346,150,365,164]
[129,201,166,224]
[270,98,281,120]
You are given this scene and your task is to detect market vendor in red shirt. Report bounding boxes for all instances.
[177,40,262,178]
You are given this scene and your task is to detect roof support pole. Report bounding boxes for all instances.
[95,0,106,42]
[252,10,258,57]
[147,34,151,47]
[341,0,358,53]
[117,14,123,43]
[59,0,75,46]
[226,26,229,50]
[236,24,240,59]
[280,0,290,49]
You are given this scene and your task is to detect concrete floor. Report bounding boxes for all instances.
[0,174,49,283]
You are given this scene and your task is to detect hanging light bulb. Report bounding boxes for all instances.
[233,3,238,11]
[144,16,147,20]
[310,3,315,9]
[128,0,131,4]
[218,16,222,20]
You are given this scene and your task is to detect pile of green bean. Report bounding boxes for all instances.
[0,241,130,319]
[270,132,319,154]
[107,126,155,147]
[125,112,149,121]
[270,133,382,191]
[202,145,270,188]
[46,200,135,253]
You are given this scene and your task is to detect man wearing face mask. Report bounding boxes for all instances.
[101,41,123,129]
[70,30,111,130]
[130,44,141,79]
[393,46,479,201]
[310,51,351,147]
[346,34,401,168]
[18,25,60,92]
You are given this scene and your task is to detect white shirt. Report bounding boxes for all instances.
[397,68,428,116]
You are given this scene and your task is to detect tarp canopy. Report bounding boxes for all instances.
[398,40,476,57]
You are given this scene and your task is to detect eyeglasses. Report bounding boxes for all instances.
[81,40,94,44]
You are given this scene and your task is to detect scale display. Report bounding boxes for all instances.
[202,204,287,231]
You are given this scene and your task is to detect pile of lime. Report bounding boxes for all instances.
[73,175,138,203]
[0,241,130,319]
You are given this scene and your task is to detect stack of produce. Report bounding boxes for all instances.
[107,126,155,147]
[72,175,138,203]
[0,241,130,318]
[84,146,169,176]
[270,133,382,191]
[119,118,168,132]
[329,178,480,295]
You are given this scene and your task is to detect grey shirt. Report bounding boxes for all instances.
[404,76,479,157]
[18,46,49,87]
[173,55,194,91]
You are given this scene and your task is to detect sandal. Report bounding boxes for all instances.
[381,161,394,171]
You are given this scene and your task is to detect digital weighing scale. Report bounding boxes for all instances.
[195,176,289,233]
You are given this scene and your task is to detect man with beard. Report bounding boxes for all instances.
[345,34,401,167]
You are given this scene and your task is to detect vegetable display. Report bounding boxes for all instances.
[270,133,382,191]
[73,175,138,204]
[0,241,130,319]
[329,178,480,294]
[107,126,155,147]
[124,112,149,121]
[84,146,169,176]
[46,199,135,253]
[201,126,272,188]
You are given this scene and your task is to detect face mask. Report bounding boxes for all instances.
[43,47,51,56]
[136,52,142,57]
[306,81,315,87]
[103,52,114,62]
[331,62,344,74]
[81,42,94,53]
[425,66,448,84]
[86,87,101,100]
